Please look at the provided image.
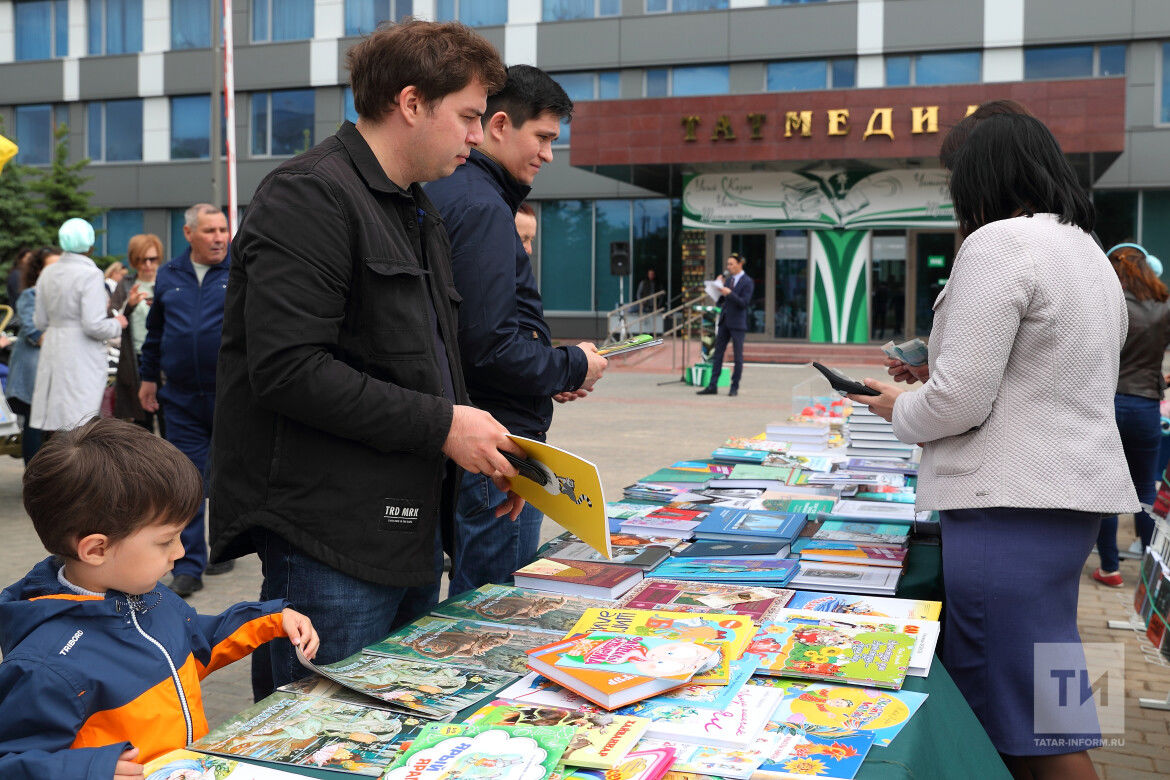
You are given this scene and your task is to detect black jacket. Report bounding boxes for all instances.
[209,122,468,587]
[1116,291,1170,399]
[425,150,587,440]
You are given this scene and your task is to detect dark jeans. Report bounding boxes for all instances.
[7,397,44,465]
[449,470,544,598]
[160,388,214,579]
[707,323,745,390]
[249,525,444,701]
[1097,393,1160,571]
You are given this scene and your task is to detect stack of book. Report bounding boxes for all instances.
[845,405,918,460]
[764,420,832,455]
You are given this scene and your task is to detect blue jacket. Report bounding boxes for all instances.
[4,287,41,405]
[0,557,287,778]
[718,272,755,331]
[425,150,587,439]
[138,248,230,397]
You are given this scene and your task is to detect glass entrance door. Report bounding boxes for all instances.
[910,231,960,338]
[709,232,770,335]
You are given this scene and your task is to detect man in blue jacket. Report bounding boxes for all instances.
[139,203,231,597]
[697,252,754,397]
[427,65,608,597]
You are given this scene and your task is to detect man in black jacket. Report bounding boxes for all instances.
[426,66,608,597]
[208,21,523,699]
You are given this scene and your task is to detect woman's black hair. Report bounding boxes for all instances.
[943,112,1094,236]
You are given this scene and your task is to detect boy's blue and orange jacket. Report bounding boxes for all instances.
[0,557,288,779]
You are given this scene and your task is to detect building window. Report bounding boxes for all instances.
[436,0,506,26]
[645,68,669,97]
[344,87,359,124]
[14,104,54,165]
[87,0,143,55]
[1099,44,1126,76]
[646,0,728,12]
[252,0,314,42]
[542,0,620,21]
[1162,43,1170,124]
[768,0,828,4]
[251,90,315,157]
[1024,43,1126,80]
[171,95,211,159]
[87,100,143,162]
[671,65,729,97]
[345,0,412,35]
[95,210,144,259]
[15,0,68,60]
[766,57,856,92]
[540,200,593,312]
[886,51,981,86]
[550,71,619,146]
[171,0,210,49]
[169,209,187,259]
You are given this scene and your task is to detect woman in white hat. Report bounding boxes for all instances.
[29,218,127,432]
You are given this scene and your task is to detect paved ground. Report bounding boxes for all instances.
[0,362,1167,776]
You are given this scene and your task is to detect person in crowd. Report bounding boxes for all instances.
[208,20,522,701]
[138,205,232,599]
[109,234,163,435]
[6,247,31,306]
[103,262,126,295]
[515,202,537,256]
[1091,242,1170,587]
[5,246,60,464]
[697,252,753,397]
[636,267,660,314]
[852,110,1138,779]
[0,418,318,778]
[426,64,607,597]
[30,219,125,434]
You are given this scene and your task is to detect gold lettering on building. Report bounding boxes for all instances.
[863,108,894,140]
[711,115,736,141]
[785,111,812,138]
[965,104,979,117]
[827,109,850,136]
[747,112,766,140]
[681,115,701,142]
[911,106,938,134]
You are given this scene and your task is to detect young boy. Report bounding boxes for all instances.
[0,418,320,779]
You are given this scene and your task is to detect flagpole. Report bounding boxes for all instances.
[222,0,238,236]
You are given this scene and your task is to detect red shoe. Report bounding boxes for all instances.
[1091,569,1124,588]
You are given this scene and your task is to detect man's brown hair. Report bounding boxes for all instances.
[346,19,507,123]
[24,418,203,559]
[127,233,164,271]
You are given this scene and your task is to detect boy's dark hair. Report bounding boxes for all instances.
[24,418,203,559]
[943,112,1094,237]
[485,65,573,129]
[347,19,507,122]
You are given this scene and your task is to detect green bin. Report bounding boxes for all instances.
[685,362,731,387]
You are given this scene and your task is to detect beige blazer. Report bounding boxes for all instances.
[892,214,1140,514]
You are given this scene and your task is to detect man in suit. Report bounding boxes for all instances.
[697,252,754,397]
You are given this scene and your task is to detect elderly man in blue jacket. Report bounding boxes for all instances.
[139,203,231,597]
[697,252,755,397]
[427,65,608,597]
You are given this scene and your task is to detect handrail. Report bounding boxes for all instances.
[602,290,666,341]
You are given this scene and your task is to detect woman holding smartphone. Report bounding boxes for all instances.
[849,109,1138,778]
[110,233,163,433]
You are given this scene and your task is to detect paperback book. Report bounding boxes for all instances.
[620,683,784,748]
[746,619,916,689]
[512,558,644,600]
[754,729,874,780]
[825,499,919,524]
[364,616,560,675]
[618,578,794,623]
[466,702,649,769]
[431,583,611,633]
[630,736,776,779]
[811,520,911,548]
[793,540,907,568]
[767,609,939,676]
[144,749,307,779]
[619,510,703,540]
[551,632,717,680]
[560,747,676,780]
[649,556,800,586]
[784,590,942,620]
[383,722,574,780]
[842,457,919,475]
[618,656,759,712]
[546,539,673,571]
[675,539,790,559]
[768,683,928,747]
[692,507,807,544]
[787,562,902,595]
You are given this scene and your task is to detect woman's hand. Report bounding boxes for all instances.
[885,357,930,384]
[847,378,904,422]
[127,283,147,307]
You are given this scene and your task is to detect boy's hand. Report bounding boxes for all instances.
[114,746,143,778]
[282,608,320,661]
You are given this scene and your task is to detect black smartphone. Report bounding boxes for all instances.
[500,450,550,486]
[812,362,881,397]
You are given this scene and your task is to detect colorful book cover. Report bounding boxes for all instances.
[561,747,676,780]
[552,633,716,680]
[431,583,611,633]
[467,702,650,769]
[618,683,783,748]
[728,464,797,481]
[189,692,431,776]
[768,683,928,747]
[567,607,757,685]
[496,672,596,711]
[620,514,702,537]
[745,620,915,690]
[842,457,918,475]
[365,617,560,675]
[788,563,902,595]
[626,657,759,712]
[294,649,516,719]
[812,520,911,547]
[513,558,643,599]
[384,722,575,780]
[279,676,405,712]
[693,507,807,543]
[639,467,719,483]
[754,729,874,779]
[633,736,776,779]
[606,502,657,519]
[794,541,907,567]
[761,497,837,515]
[618,578,794,622]
[783,590,941,621]
[547,539,672,571]
[826,499,917,524]
[649,557,800,586]
[675,540,789,559]
[711,447,771,464]
[144,749,306,779]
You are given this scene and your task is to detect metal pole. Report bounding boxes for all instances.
[222,0,238,235]
[210,0,222,210]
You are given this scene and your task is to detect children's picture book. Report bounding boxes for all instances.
[692,507,808,544]
[466,701,649,769]
[294,648,515,720]
[787,562,902,596]
[145,749,308,779]
[431,583,611,633]
[560,746,676,780]
[512,558,644,600]
[619,683,784,748]
[506,435,610,559]
[675,539,789,560]
[566,607,756,685]
[622,656,759,712]
[768,683,928,747]
[783,590,941,621]
[766,609,938,677]
[631,735,776,779]
[552,632,717,680]
[364,617,560,675]
[649,557,800,587]
[754,729,874,780]
[190,692,431,776]
[811,520,911,548]
[384,722,575,780]
[618,578,795,623]
[746,619,915,689]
